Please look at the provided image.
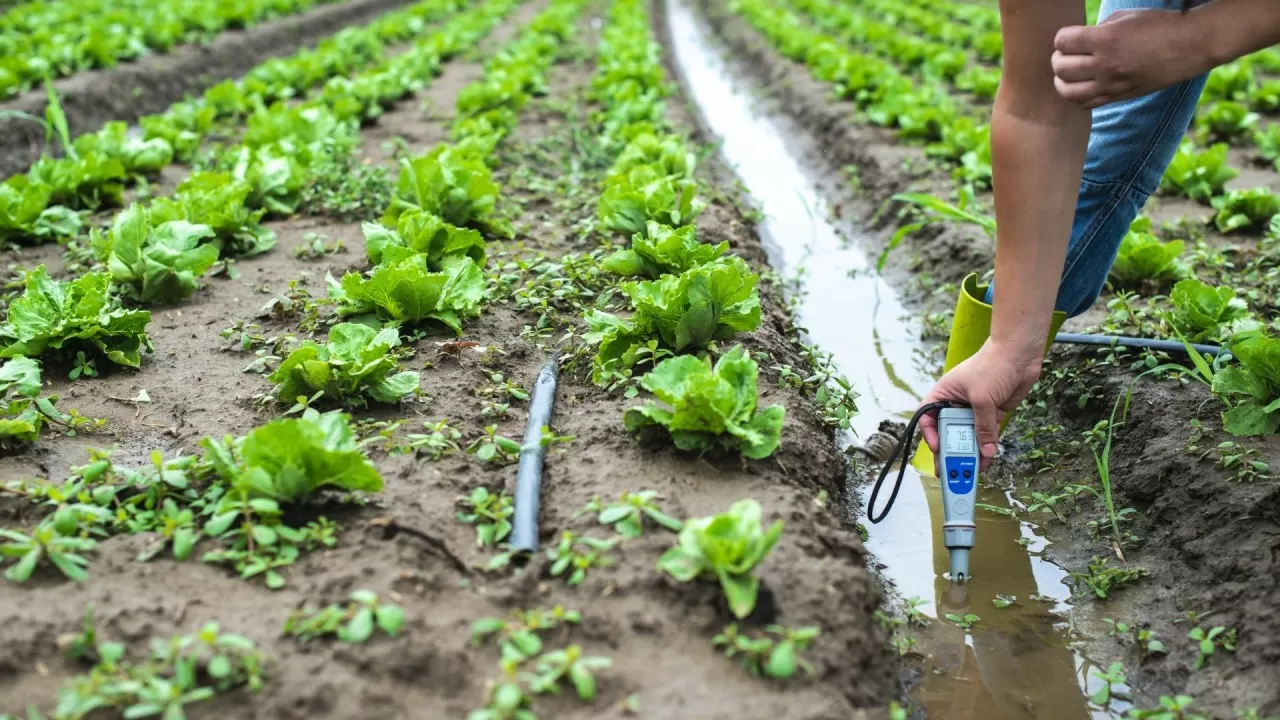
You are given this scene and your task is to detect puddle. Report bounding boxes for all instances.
[664,2,1119,718]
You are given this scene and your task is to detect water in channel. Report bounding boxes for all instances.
[663,2,1123,717]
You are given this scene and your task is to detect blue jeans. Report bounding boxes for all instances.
[986,0,1209,317]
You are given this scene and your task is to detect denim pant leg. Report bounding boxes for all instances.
[985,0,1209,317]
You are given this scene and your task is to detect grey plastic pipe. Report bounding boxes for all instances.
[510,359,560,553]
[1054,332,1222,357]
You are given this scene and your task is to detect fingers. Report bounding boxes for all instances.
[1053,25,1095,55]
[971,401,1003,472]
[1051,50,1096,83]
[920,415,939,454]
[1055,75,1104,106]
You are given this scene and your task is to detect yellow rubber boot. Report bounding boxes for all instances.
[912,273,1067,475]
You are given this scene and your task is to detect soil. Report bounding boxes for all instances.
[684,0,1280,716]
[0,2,899,717]
[0,0,421,179]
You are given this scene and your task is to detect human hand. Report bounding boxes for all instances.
[1052,9,1211,108]
[918,341,1044,471]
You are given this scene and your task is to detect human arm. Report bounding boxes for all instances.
[1054,0,1280,108]
[919,0,1091,468]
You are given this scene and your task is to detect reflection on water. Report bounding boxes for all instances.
[663,1,1114,717]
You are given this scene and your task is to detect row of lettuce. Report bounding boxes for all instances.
[1,0,823,715]
[0,0,350,99]
[0,0,527,443]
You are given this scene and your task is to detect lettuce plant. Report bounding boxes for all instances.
[0,356,56,446]
[1211,187,1280,232]
[1167,278,1249,343]
[95,204,220,305]
[202,408,384,503]
[229,144,307,218]
[612,133,696,180]
[624,345,784,459]
[587,257,761,384]
[382,144,507,236]
[329,251,485,334]
[141,102,217,163]
[0,267,152,368]
[1194,101,1259,143]
[1202,61,1256,103]
[1160,142,1237,202]
[72,122,174,176]
[363,208,487,269]
[26,150,127,211]
[1256,123,1280,167]
[0,179,81,245]
[597,163,705,234]
[1248,79,1280,112]
[150,172,277,258]
[268,323,420,407]
[1212,331,1280,436]
[602,221,728,278]
[1108,217,1186,285]
[657,498,784,619]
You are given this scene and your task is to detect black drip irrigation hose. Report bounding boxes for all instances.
[1054,332,1222,357]
[510,359,560,554]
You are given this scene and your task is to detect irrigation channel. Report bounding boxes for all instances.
[664,1,1125,717]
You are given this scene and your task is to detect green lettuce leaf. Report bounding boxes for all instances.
[612,133,696,180]
[268,323,420,407]
[1212,331,1280,436]
[1168,277,1249,342]
[26,150,126,211]
[0,355,53,445]
[656,498,784,618]
[230,144,307,218]
[0,267,152,368]
[150,171,277,258]
[1108,217,1186,285]
[624,345,784,459]
[597,163,705,234]
[202,408,384,503]
[72,121,174,176]
[329,254,485,334]
[140,103,216,163]
[1211,187,1280,233]
[363,208,486,270]
[383,144,508,237]
[99,204,220,304]
[0,178,81,245]
[602,221,728,278]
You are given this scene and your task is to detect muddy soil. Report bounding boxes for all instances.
[687,0,1280,716]
[0,0,421,179]
[0,2,899,717]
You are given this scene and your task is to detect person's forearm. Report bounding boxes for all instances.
[988,104,1090,363]
[1198,0,1280,67]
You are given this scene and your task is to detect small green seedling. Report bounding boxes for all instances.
[1126,695,1206,719]
[469,679,537,720]
[1103,619,1168,658]
[1,514,102,582]
[456,487,514,547]
[1089,661,1129,707]
[891,633,917,657]
[1024,491,1069,522]
[524,644,613,699]
[903,596,930,626]
[283,590,404,643]
[945,613,980,630]
[657,499,782,620]
[992,595,1016,609]
[1069,556,1148,599]
[402,419,464,459]
[712,624,820,679]
[468,425,522,464]
[546,531,618,586]
[69,351,98,381]
[470,605,582,663]
[1188,626,1237,669]
[479,372,529,402]
[578,490,683,538]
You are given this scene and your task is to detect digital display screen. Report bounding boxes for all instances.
[944,425,976,455]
